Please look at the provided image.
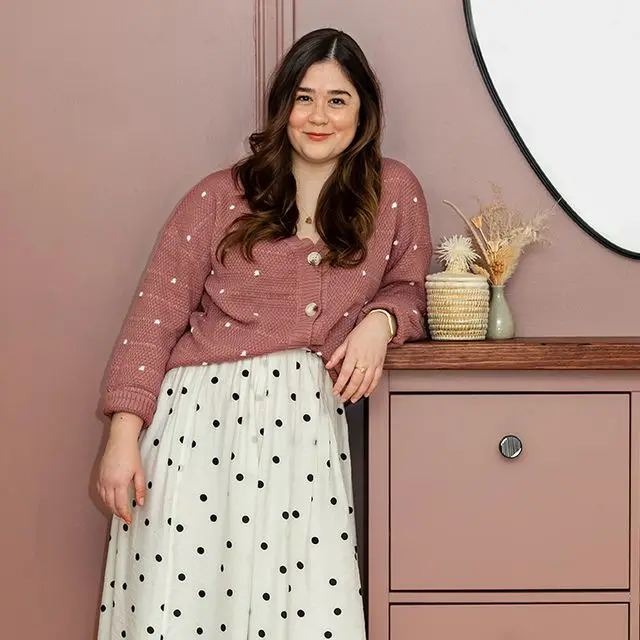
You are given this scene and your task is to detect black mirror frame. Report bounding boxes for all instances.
[463,0,640,260]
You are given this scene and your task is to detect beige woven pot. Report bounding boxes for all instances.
[425,272,490,340]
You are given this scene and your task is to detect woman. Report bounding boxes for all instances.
[96,27,431,639]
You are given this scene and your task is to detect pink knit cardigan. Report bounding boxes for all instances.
[103,158,432,425]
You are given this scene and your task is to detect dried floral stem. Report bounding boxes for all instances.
[474,224,491,249]
[442,200,491,265]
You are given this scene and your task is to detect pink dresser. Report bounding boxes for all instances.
[368,338,640,640]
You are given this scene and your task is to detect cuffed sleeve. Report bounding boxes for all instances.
[359,169,432,345]
[102,182,216,426]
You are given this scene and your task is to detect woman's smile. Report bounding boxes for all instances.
[305,132,332,141]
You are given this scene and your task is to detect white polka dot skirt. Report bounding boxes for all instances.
[97,349,365,640]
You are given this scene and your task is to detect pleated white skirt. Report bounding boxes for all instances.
[97,349,366,640]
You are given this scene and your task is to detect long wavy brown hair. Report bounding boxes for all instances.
[217,28,383,268]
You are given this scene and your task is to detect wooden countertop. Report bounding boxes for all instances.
[384,337,640,370]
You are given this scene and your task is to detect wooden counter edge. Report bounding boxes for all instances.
[384,337,640,370]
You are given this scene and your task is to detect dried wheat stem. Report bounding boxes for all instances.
[442,200,492,265]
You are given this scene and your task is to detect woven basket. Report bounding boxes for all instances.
[425,272,490,341]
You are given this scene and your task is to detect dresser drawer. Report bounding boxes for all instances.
[390,394,629,590]
[390,604,628,640]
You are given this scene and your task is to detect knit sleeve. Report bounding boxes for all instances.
[360,168,432,345]
[102,182,216,426]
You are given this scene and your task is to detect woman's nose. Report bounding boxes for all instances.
[308,102,329,124]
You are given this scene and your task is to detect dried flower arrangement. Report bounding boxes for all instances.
[443,184,553,286]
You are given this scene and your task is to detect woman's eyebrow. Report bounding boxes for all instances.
[297,87,353,97]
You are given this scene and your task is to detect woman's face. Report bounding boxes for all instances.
[287,60,361,168]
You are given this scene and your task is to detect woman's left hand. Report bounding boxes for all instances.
[326,312,391,403]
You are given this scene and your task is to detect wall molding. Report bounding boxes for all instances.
[254,0,295,129]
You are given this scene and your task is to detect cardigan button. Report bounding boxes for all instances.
[307,251,322,266]
[305,303,318,317]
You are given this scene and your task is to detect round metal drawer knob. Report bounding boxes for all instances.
[499,435,523,459]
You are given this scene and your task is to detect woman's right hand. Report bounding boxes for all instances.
[97,412,145,525]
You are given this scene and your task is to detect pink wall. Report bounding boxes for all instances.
[0,2,254,638]
[2,2,638,639]
[296,2,640,335]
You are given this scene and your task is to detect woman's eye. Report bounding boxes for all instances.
[330,98,346,105]
[296,95,311,102]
